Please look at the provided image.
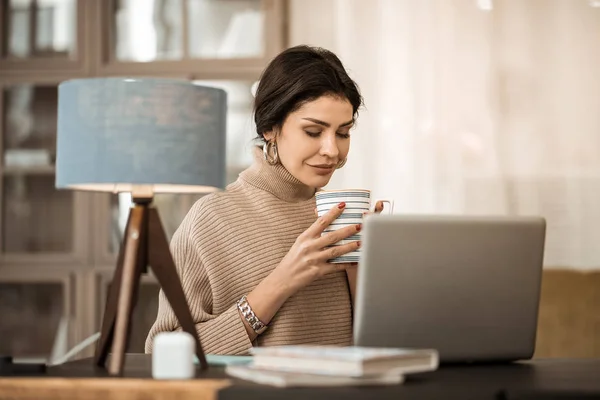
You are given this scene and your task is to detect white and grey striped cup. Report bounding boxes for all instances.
[315,189,394,263]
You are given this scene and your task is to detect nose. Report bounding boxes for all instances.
[319,132,340,160]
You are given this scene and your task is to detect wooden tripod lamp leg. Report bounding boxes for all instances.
[107,205,146,375]
[147,208,208,370]
[94,213,129,368]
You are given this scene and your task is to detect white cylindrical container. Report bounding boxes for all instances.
[152,331,196,379]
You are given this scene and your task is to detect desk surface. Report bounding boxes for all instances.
[0,355,599,400]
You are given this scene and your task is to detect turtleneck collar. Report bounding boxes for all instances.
[238,146,316,203]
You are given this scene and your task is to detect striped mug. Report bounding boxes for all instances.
[315,189,394,263]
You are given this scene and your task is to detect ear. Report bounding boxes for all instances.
[263,130,276,142]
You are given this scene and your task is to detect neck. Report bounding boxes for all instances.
[239,146,316,202]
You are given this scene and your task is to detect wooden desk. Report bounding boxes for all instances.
[0,355,231,400]
[0,377,229,400]
[1,355,599,400]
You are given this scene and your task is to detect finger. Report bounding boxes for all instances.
[318,241,361,262]
[314,207,318,217]
[322,261,359,274]
[314,223,361,248]
[304,202,346,237]
[375,201,384,213]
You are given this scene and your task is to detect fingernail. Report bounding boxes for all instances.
[356,224,362,232]
[338,202,346,209]
[357,241,361,247]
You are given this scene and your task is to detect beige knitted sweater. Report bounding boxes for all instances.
[145,149,353,355]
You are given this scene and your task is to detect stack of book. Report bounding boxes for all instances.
[225,345,439,387]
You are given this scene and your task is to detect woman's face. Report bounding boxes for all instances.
[263,95,354,189]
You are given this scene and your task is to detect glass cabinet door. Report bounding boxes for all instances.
[111,0,264,62]
[0,281,67,360]
[0,0,85,71]
[1,84,76,256]
[186,0,264,59]
[2,0,77,59]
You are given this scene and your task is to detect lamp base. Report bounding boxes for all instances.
[94,197,208,376]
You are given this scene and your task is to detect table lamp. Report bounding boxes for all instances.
[55,77,227,375]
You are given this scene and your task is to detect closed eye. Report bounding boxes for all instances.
[305,130,350,139]
[305,130,322,138]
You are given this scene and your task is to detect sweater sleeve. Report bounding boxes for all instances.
[144,203,253,355]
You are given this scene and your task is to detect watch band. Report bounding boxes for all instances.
[237,295,268,335]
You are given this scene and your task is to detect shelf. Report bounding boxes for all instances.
[0,0,285,370]
[2,165,56,176]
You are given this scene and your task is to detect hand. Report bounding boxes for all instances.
[273,202,361,295]
[243,203,360,339]
[346,201,384,302]
[362,201,385,219]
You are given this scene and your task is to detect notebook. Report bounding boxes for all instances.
[248,345,439,377]
[226,364,405,388]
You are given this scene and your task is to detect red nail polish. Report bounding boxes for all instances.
[338,202,346,209]
[357,241,361,247]
[356,224,362,232]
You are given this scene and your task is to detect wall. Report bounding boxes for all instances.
[289,0,600,358]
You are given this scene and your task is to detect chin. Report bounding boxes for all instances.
[303,174,333,189]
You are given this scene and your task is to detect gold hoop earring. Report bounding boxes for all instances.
[263,140,279,165]
[336,158,347,169]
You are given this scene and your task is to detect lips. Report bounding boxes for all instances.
[310,164,336,169]
[309,164,336,175]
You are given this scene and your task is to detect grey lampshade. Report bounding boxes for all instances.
[55,78,227,194]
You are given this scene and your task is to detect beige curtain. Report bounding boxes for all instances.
[289,0,600,270]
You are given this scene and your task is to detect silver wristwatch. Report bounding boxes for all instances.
[237,295,268,335]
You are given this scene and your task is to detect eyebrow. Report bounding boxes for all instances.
[302,117,354,128]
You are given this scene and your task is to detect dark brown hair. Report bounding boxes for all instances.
[253,45,363,141]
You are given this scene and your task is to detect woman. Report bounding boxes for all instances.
[145,45,380,355]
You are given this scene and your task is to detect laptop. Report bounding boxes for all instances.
[353,214,546,363]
